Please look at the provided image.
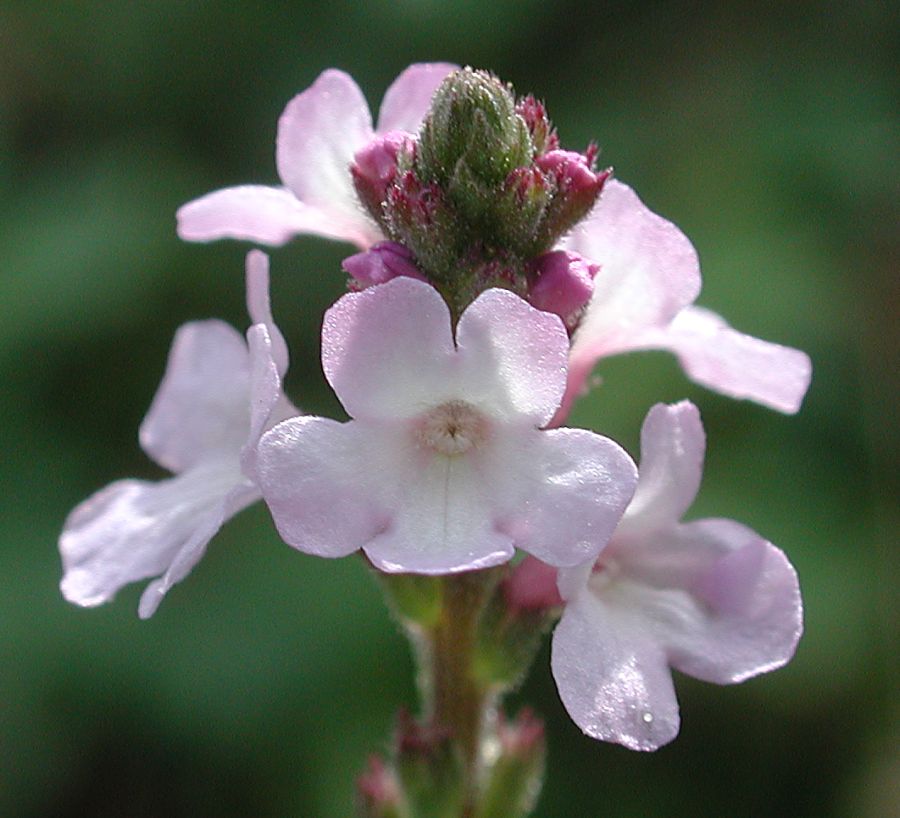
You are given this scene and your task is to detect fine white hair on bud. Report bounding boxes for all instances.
[414,400,490,456]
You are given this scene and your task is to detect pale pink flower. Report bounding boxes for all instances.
[555,181,812,420]
[256,277,637,574]
[551,401,802,751]
[177,63,456,248]
[59,252,295,618]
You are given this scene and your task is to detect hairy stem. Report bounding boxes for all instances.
[427,570,500,810]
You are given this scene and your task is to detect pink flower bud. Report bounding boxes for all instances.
[351,131,415,220]
[342,241,426,288]
[515,94,559,153]
[503,556,563,611]
[356,755,403,816]
[536,149,606,194]
[497,707,546,756]
[527,250,598,322]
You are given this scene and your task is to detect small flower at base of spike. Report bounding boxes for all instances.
[473,709,546,818]
[357,755,408,818]
[394,712,466,818]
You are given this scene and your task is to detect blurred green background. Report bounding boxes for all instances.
[1,1,896,816]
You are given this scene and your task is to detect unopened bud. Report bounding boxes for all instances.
[384,171,460,279]
[351,131,415,228]
[493,167,550,252]
[395,712,466,817]
[536,149,600,191]
[533,150,610,250]
[515,95,559,155]
[477,709,546,818]
[502,555,563,612]
[342,241,426,289]
[356,755,406,818]
[418,68,532,193]
[527,250,598,327]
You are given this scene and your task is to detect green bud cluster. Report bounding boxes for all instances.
[353,67,609,320]
[417,69,532,215]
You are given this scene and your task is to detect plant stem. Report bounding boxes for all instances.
[427,571,500,809]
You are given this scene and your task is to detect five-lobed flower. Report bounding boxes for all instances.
[553,183,812,421]
[550,401,803,750]
[58,251,295,618]
[256,276,639,574]
[177,63,457,248]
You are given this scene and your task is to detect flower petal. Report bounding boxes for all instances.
[496,428,637,568]
[563,179,701,401]
[455,288,569,425]
[59,460,253,614]
[551,592,681,751]
[376,62,458,133]
[276,69,379,246]
[651,519,803,684]
[364,448,515,574]
[241,323,298,478]
[139,320,250,474]
[245,250,289,377]
[259,414,516,573]
[616,401,705,537]
[137,481,259,619]
[322,278,457,421]
[176,185,368,246]
[634,306,813,413]
[565,180,701,334]
[257,416,387,559]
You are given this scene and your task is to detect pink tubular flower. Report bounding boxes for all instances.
[58,251,296,618]
[554,180,812,420]
[176,63,456,248]
[256,277,638,574]
[550,401,802,751]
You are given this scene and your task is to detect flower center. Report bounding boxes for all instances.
[415,400,489,456]
[587,554,622,593]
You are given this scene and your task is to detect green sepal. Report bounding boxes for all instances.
[374,569,443,630]
[472,590,559,692]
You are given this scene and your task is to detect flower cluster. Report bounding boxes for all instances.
[61,61,811,784]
